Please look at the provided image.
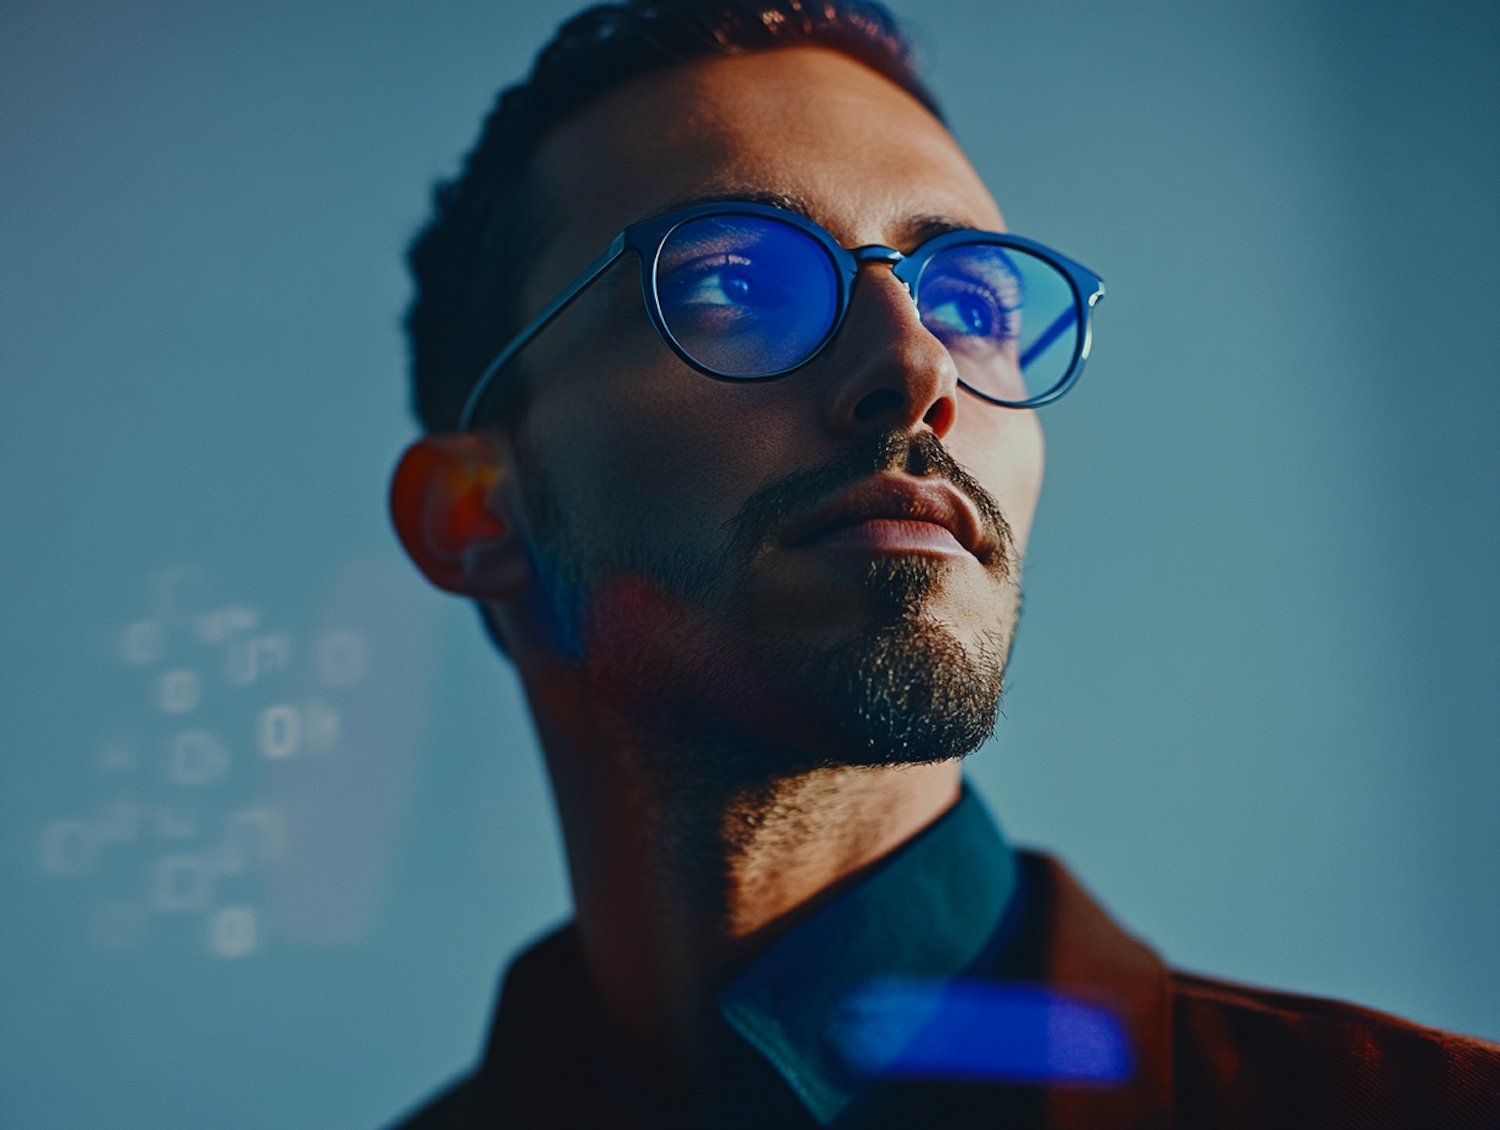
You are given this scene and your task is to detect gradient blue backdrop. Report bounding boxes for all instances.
[2,2,1496,1127]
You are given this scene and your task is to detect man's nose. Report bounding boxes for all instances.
[820,263,959,441]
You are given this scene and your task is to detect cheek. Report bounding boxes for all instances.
[947,403,1045,551]
[519,341,784,571]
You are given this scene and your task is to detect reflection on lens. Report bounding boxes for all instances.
[655,215,839,377]
[916,244,1080,404]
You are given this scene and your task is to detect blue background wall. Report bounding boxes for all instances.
[2,2,1496,1127]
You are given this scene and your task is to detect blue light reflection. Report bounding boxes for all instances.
[840,979,1131,1085]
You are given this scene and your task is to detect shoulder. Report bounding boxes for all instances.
[385,1072,480,1130]
[384,924,584,1130]
[486,921,588,1047]
[1171,970,1500,1128]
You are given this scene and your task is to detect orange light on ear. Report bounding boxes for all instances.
[447,464,507,543]
[390,440,508,591]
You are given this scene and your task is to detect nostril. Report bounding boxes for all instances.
[853,388,904,422]
[922,397,954,432]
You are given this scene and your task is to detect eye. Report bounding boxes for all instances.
[925,294,995,337]
[920,281,1016,342]
[716,266,761,306]
[666,256,782,310]
[655,214,842,375]
[916,247,1025,345]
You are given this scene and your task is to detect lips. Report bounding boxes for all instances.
[783,474,990,559]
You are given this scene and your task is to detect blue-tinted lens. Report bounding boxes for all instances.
[654,215,840,377]
[916,243,1080,404]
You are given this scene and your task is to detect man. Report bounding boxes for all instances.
[388,2,1500,1126]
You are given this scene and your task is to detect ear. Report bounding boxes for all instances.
[389,434,531,600]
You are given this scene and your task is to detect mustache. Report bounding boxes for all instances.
[723,430,1015,572]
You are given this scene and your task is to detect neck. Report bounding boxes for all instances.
[516,653,962,1081]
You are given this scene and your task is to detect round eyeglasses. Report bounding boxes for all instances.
[457,201,1105,429]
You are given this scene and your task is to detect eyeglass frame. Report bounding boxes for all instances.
[457,200,1105,430]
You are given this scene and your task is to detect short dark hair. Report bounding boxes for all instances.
[404,0,940,433]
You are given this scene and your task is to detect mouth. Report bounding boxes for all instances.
[783,474,989,560]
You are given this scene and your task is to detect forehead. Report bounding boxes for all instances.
[524,47,1004,300]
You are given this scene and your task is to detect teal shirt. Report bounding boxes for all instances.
[718,783,1018,1125]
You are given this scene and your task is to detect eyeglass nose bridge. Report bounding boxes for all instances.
[851,244,904,266]
[849,244,917,306]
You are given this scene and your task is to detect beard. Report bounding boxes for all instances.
[514,428,1017,787]
[771,558,1010,768]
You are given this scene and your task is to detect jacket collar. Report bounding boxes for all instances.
[478,801,1176,1129]
[718,784,1018,1125]
[1018,852,1175,1130]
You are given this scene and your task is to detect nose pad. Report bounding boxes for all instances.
[823,263,958,439]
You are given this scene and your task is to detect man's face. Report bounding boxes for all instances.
[502,47,1044,770]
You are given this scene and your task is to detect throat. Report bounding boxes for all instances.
[521,653,964,1082]
[620,753,965,997]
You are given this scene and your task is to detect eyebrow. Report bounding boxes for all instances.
[654,187,820,216]
[896,214,977,247]
[648,190,984,251]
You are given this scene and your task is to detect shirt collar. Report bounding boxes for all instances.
[717,782,1017,1125]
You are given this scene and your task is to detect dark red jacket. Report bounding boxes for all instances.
[975,853,1500,1129]
[395,851,1500,1128]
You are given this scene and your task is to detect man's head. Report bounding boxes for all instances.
[404,1,943,433]
[392,1,1048,785]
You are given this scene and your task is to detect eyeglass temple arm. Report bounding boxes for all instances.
[457,233,629,429]
[1019,308,1076,372]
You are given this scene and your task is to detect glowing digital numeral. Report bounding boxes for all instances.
[258,705,301,758]
[227,632,291,686]
[303,697,340,752]
[120,621,164,665]
[209,906,257,957]
[257,633,290,673]
[158,669,201,714]
[217,807,286,873]
[317,629,368,686]
[195,604,259,644]
[168,731,230,785]
[83,570,397,954]
[150,856,214,912]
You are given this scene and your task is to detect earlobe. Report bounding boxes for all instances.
[389,435,531,599]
